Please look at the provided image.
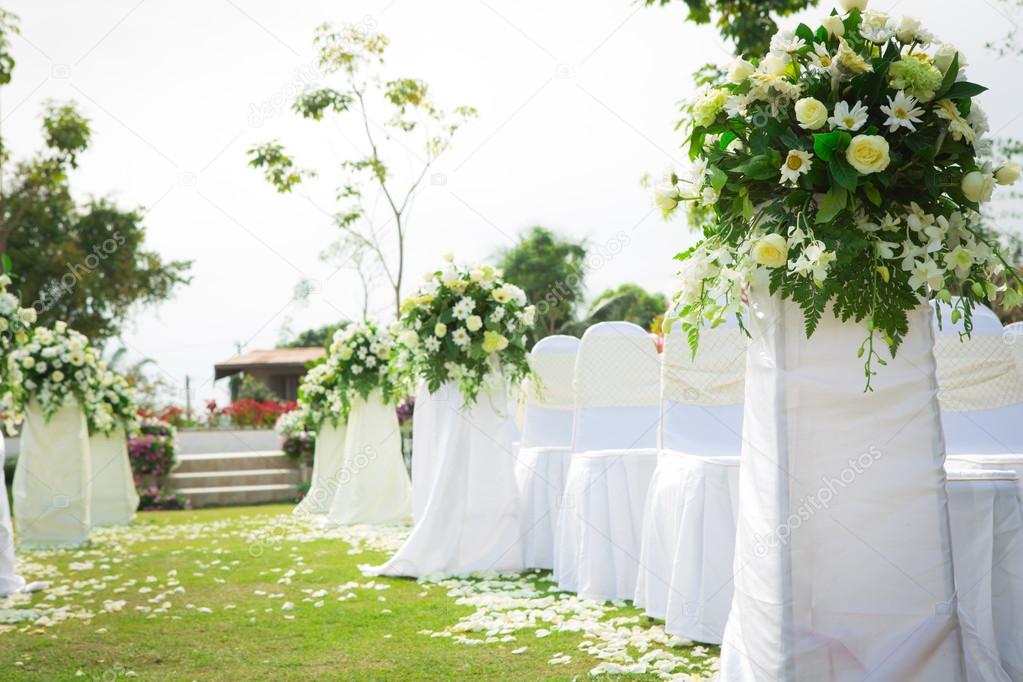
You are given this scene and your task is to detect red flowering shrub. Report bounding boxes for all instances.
[221,399,296,429]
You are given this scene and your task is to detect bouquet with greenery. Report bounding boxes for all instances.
[6,321,108,423]
[327,322,401,411]
[295,362,343,431]
[89,364,140,436]
[0,272,37,433]
[656,0,1022,386]
[398,258,534,403]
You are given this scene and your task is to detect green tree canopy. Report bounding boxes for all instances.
[279,321,349,349]
[583,283,668,333]
[497,226,588,345]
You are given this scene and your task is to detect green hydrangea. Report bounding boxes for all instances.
[693,88,730,128]
[888,58,943,102]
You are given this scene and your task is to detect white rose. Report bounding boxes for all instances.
[933,44,965,74]
[895,16,921,43]
[846,135,891,175]
[398,329,419,348]
[838,0,867,11]
[752,234,789,269]
[961,170,995,203]
[794,97,828,130]
[727,58,755,84]
[434,322,447,337]
[821,15,845,38]
[653,183,679,211]
[465,315,483,332]
[995,163,1020,186]
[338,347,354,361]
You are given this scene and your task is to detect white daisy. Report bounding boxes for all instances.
[880,91,925,132]
[451,328,470,347]
[423,337,440,352]
[828,101,869,131]
[452,296,475,320]
[779,150,813,186]
[770,30,806,54]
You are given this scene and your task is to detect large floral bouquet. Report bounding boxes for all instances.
[6,322,109,423]
[326,322,400,413]
[398,259,534,403]
[295,361,343,431]
[89,364,139,436]
[656,0,1022,385]
[0,273,37,433]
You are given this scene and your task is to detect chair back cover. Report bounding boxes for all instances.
[660,317,746,456]
[572,322,660,452]
[521,335,579,449]
[0,434,26,595]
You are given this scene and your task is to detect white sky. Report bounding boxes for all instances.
[3,0,1022,407]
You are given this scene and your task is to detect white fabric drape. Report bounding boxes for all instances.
[554,322,661,602]
[517,335,579,569]
[88,427,139,527]
[948,455,1023,505]
[371,380,523,578]
[946,469,1023,681]
[720,294,964,681]
[13,401,92,548]
[411,382,437,523]
[325,391,411,525]
[0,433,26,595]
[293,419,346,516]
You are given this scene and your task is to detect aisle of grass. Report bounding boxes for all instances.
[0,505,717,680]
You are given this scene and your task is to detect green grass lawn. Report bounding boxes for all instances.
[0,505,718,680]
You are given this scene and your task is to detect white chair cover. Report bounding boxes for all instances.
[947,468,1023,681]
[0,433,26,595]
[949,454,1023,505]
[720,294,964,681]
[516,335,579,570]
[293,419,347,516]
[635,320,746,639]
[13,401,92,548]
[88,427,139,527]
[554,322,661,601]
[325,390,411,525]
[371,380,523,578]
[410,382,437,523]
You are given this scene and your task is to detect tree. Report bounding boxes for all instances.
[583,283,668,332]
[0,11,190,342]
[279,321,349,349]
[249,22,476,319]
[497,226,588,345]
[644,0,817,57]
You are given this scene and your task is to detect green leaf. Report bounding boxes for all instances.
[732,154,778,181]
[862,183,882,207]
[718,130,738,150]
[816,187,848,224]
[709,165,728,192]
[795,23,815,44]
[742,193,754,221]
[813,131,850,162]
[829,157,859,192]
[934,53,959,100]
[944,81,988,100]
[1,253,10,274]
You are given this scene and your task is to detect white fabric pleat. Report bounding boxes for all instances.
[88,428,139,527]
[719,294,965,681]
[13,402,92,548]
[516,445,572,570]
[371,381,523,578]
[948,455,1023,509]
[325,391,411,525]
[293,419,346,516]
[411,382,437,523]
[0,433,26,595]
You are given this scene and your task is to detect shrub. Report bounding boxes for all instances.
[128,433,176,484]
[221,399,296,429]
[138,486,190,511]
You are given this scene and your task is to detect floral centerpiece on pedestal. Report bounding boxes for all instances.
[656,0,1022,385]
[88,364,140,436]
[0,273,37,433]
[398,258,535,403]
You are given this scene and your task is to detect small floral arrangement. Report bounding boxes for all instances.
[275,409,315,462]
[295,361,343,431]
[128,433,177,483]
[88,365,140,436]
[324,322,401,415]
[0,272,37,433]
[398,258,535,403]
[6,321,109,423]
[656,0,1022,386]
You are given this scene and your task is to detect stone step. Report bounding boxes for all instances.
[168,468,302,489]
[174,483,299,508]
[174,451,296,473]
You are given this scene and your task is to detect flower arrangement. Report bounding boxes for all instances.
[6,321,109,423]
[128,432,177,485]
[88,364,140,436]
[0,273,37,433]
[656,0,1022,386]
[398,258,535,403]
[295,361,344,432]
[327,322,401,414]
[275,409,315,462]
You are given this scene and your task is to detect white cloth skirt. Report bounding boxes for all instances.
[411,382,438,523]
[635,452,739,643]
[325,391,412,525]
[719,296,965,681]
[0,433,26,595]
[554,448,658,602]
[293,420,346,516]
[88,428,139,526]
[13,401,92,548]
[371,381,523,578]
[516,445,572,570]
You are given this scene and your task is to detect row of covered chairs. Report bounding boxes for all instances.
[514,304,1023,678]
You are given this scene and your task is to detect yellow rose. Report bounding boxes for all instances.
[821,15,845,37]
[794,97,828,130]
[466,315,483,332]
[995,163,1021,186]
[752,234,789,268]
[846,135,890,175]
[434,323,447,338]
[482,331,509,353]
